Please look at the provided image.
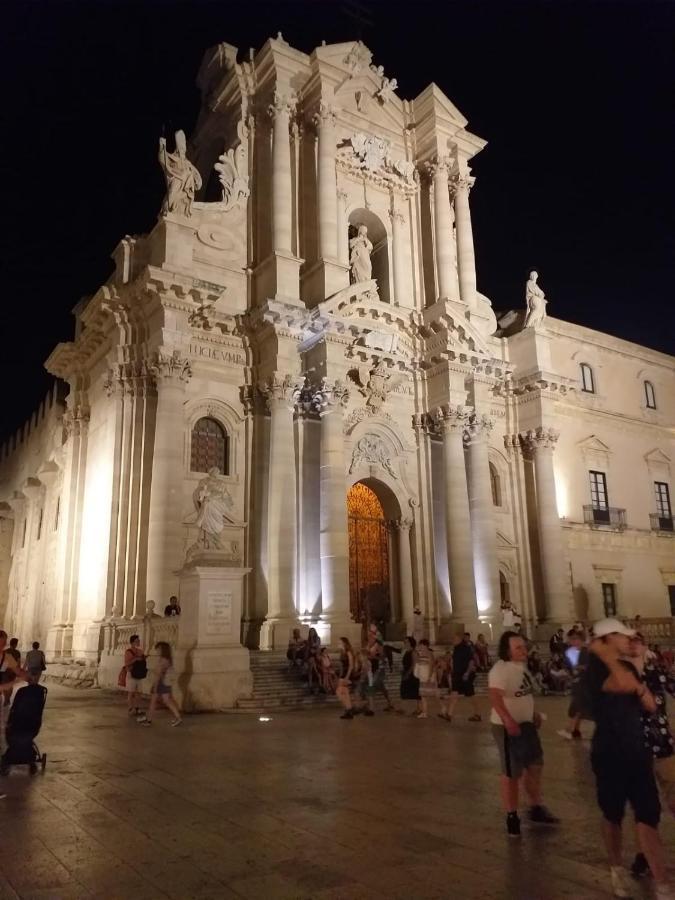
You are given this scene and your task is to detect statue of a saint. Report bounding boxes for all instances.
[192,467,239,549]
[524,270,547,329]
[158,129,202,217]
[349,224,373,283]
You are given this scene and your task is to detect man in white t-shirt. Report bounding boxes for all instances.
[488,631,559,838]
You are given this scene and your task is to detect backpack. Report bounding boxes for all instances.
[130,657,148,680]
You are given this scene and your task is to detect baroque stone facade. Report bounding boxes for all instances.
[1,37,674,688]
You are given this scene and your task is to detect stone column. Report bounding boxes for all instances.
[429,157,455,301]
[437,406,478,622]
[465,414,500,619]
[269,90,296,254]
[337,190,349,267]
[395,516,415,631]
[520,427,571,621]
[259,373,305,648]
[313,104,338,261]
[453,173,477,309]
[146,352,191,608]
[389,201,407,306]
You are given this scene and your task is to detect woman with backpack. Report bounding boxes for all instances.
[138,641,182,727]
[122,635,148,718]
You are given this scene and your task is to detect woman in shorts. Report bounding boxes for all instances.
[138,642,182,727]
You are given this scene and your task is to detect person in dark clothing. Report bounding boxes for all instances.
[549,628,565,657]
[587,618,671,899]
[446,633,481,722]
[164,596,181,617]
[399,636,420,713]
[557,630,591,739]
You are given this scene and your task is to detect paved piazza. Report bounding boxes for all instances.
[1,687,673,899]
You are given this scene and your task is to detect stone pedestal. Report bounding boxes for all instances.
[176,555,252,711]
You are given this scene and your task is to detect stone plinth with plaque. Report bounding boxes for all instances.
[175,550,252,711]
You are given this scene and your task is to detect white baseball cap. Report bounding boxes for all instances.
[593,617,636,639]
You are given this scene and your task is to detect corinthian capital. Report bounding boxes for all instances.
[268,89,297,119]
[149,351,192,384]
[451,173,476,195]
[519,426,560,454]
[312,378,350,413]
[435,404,470,434]
[394,516,414,531]
[258,372,305,410]
[463,412,494,445]
[425,156,450,180]
[311,102,337,130]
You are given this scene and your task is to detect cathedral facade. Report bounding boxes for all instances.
[0,37,673,689]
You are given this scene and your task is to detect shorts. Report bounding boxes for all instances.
[452,672,475,697]
[655,755,675,810]
[156,682,172,696]
[126,677,146,693]
[492,722,543,779]
[369,668,387,696]
[591,753,660,828]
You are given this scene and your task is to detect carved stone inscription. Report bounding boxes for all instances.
[189,343,245,365]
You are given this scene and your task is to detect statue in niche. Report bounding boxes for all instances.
[524,270,548,328]
[191,467,240,549]
[158,129,202,217]
[349,224,373,283]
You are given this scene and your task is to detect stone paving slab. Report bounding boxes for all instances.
[0,684,672,898]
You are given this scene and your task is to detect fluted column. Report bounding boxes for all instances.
[389,202,407,306]
[453,173,477,309]
[337,190,349,267]
[259,373,304,648]
[520,427,571,621]
[313,104,339,261]
[437,406,478,621]
[146,352,191,607]
[313,379,351,633]
[428,157,455,301]
[269,90,296,254]
[465,414,500,618]
[395,516,415,630]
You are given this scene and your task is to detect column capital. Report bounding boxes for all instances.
[312,378,350,414]
[519,426,560,454]
[258,372,305,411]
[388,208,405,226]
[148,351,192,385]
[268,89,297,120]
[463,412,494,445]
[425,155,451,180]
[451,173,476,195]
[311,101,337,130]
[435,404,471,434]
[394,516,414,532]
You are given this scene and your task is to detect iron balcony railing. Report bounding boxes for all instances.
[650,513,675,533]
[583,505,627,530]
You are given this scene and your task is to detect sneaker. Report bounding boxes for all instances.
[416,712,428,719]
[170,718,182,727]
[506,812,521,838]
[136,714,147,723]
[340,711,354,720]
[468,714,482,722]
[363,709,375,717]
[557,729,573,740]
[528,805,560,825]
[610,866,633,898]
[630,852,649,878]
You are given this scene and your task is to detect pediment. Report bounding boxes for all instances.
[334,76,404,134]
[645,448,671,479]
[577,435,611,470]
[577,435,611,454]
[413,82,468,130]
[645,448,671,465]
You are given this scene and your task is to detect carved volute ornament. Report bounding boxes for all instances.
[213,120,250,212]
[312,378,350,414]
[149,351,192,384]
[258,373,305,411]
[463,412,494,445]
[434,404,470,434]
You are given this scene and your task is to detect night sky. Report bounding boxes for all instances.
[2,0,674,442]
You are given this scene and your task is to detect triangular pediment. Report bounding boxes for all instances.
[577,435,611,454]
[413,82,468,130]
[645,448,671,466]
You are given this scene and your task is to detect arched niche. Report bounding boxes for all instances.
[348,207,391,303]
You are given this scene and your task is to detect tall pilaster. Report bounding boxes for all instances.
[464,414,500,619]
[146,351,191,608]
[429,158,456,301]
[437,405,478,622]
[259,372,304,648]
[389,201,407,306]
[520,427,571,621]
[313,379,358,643]
[337,189,349,268]
[313,104,339,262]
[395,516,415,631]
[452,173,477,310]
[269,90,296,254]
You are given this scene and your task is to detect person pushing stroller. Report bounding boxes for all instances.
[0,672,48,775]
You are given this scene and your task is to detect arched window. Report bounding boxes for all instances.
[580,363,595,394]
[489,462,502,507]
[644,380,656,410]
[190,417,229,474]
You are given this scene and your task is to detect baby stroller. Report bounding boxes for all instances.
[0,683,47,775]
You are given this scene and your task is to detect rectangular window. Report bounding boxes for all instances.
[581,363,595,393]
[589,471,608,509]
[655,482,672,518]
[602,583,617,618]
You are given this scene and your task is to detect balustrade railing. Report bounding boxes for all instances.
[583,505,627,530]
[650,514,675,533]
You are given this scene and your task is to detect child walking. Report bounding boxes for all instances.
[138,642,182,727]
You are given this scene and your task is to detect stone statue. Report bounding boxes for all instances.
[349,433,398,479]
[192,467,239,549]
[349,224,373,283]
[524,270,547,329]
[158,129,202,217]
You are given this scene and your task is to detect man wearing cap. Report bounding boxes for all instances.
[587,618,671,899]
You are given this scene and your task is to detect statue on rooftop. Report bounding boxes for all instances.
[524,270,548,329]
[158,129,202,218]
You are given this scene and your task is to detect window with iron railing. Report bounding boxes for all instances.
[651,482,674,532]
